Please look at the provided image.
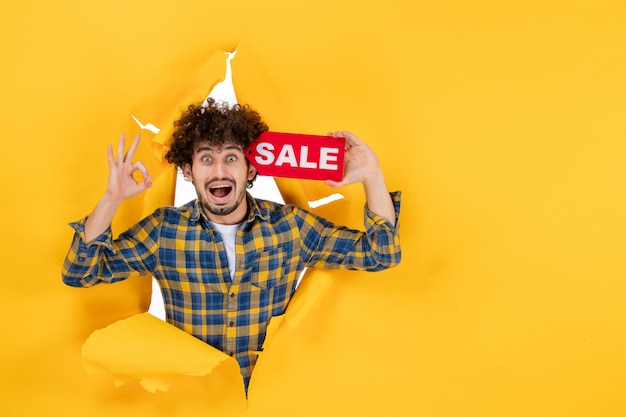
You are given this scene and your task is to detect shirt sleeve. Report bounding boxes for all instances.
[61,211,162,288]
[300,191,402,271]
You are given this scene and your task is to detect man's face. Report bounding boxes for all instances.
[183,142,256,224]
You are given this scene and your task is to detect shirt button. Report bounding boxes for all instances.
[230,293,235,298]
[229,321,235,327]
[229,352,234,356]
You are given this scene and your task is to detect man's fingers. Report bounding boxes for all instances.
[111,134,142,168]
[131,161,150,181]
[117,134,126,164]
[324,179,341,188]
[327,131,364,149]
[125,134,142,163]
[342,131,363,148]
[106,144,116,168]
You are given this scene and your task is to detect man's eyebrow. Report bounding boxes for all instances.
[223,144,243,151]
[195,144,243,153]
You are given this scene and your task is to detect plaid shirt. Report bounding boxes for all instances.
[63,192,402,389]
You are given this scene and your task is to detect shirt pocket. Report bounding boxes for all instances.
[251,247,286,290]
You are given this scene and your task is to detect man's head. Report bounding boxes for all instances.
[165,99,268,184]
[165,99,269,224]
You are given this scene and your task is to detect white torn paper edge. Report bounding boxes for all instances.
[307,193,345,208]
[131,114,160,134]
[202,50,238,109]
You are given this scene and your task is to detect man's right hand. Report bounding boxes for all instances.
[106,134,153,203]
[83,134,152,244]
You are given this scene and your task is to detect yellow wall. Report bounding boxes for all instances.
[2,1,626,416]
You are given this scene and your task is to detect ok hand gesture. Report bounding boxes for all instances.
[106,134,152,203]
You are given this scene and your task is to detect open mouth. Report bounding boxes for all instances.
[209,184,233,199]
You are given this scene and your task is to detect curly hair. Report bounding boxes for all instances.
[165,99,268,185]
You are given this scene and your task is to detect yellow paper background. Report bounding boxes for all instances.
[2,1,626,416]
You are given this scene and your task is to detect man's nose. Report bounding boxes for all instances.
[213,160,226,177]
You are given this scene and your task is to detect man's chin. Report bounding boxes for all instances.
[204,203,237,217]
[199,189,247,219]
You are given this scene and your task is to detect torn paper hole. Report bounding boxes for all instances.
[148,50,283,322]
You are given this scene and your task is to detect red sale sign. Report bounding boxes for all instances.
[245,132,345,181]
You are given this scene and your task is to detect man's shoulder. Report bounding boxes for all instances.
[250,198,323,230]
[251,198,297,220]
[150,201,197,223]
[253,197,287,212]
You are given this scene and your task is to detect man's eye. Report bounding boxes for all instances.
[227,155,237,162]
[201,156,211,163]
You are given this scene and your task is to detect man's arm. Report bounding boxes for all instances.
[63,134,154,287]
[84,134,152,243]
[324,131,396,226]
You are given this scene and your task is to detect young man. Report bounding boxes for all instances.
[62,99,401,391]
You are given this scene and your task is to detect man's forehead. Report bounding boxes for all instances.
[193,142,243,153]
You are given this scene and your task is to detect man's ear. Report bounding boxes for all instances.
[182,164,192,181]
[248,164,257,181]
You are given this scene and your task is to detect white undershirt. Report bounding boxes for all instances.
[210,222,240,280]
